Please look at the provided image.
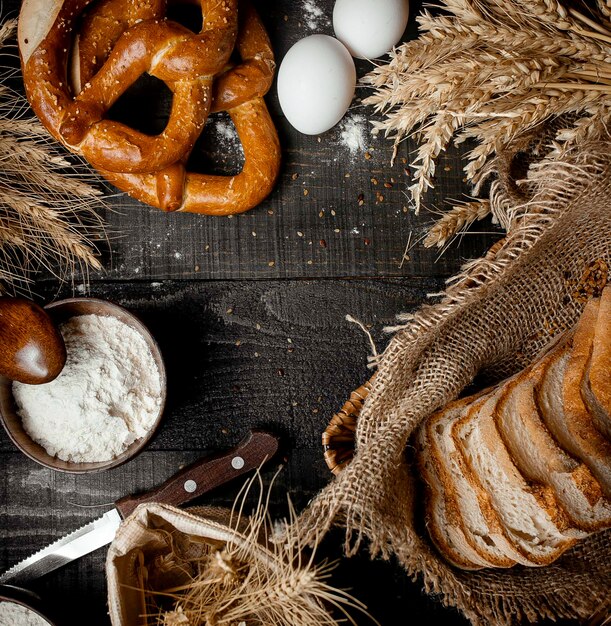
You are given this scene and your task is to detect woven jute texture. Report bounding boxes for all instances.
[294,142,611,625]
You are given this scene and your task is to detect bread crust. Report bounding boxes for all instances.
[425,394,528,567]
[417,418,491,570]
[585,287,611,437]
[417,290,611,570]
[559,301,611,495]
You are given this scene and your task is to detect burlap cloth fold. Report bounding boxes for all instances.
[293,142,611,625]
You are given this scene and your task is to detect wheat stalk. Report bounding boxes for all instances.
[0,18,107,294]
[425,200,491,248]
[364,0,611,221]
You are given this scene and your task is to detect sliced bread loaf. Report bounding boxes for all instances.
[455,391,583,565]
[417,410,493,570]
[424,395,525,568]
[495,369,611,531]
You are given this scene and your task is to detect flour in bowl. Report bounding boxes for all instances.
[0,602,50,626]
[13,314,162,463]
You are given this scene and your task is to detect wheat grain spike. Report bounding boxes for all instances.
[0,18,107,294]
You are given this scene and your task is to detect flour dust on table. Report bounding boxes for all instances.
[13,315,162,463]
[339,113,369,157]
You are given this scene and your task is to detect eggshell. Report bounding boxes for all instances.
[333,0,409,59]
[277,35,356,135]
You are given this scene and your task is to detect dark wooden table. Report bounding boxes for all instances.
[0,1,516,624]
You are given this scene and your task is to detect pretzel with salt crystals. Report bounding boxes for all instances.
[18,0,281,215]
[90,0,281,214]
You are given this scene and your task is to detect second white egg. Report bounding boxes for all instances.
[277,35,356,136]
[334,0,410,60]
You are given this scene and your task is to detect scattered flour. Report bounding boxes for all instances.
[207,117,244,157]
[339,114,368,156]
[13,314,162,463]
[0,602,50,626]
[303,0,329,30]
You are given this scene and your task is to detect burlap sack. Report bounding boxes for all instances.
[106,504,254,625]
[106,502,356,625]
[295,142,611,625]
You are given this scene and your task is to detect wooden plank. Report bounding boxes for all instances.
[93,132,500,282]
[2,277,443,452]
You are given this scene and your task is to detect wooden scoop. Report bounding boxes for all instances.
[0,298,66,384]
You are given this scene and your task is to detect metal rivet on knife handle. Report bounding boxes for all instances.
[184,480,197,493]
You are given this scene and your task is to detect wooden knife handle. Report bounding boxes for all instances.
[115,430,279,518]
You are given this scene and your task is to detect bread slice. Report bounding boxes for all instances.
[495,368,611,531]
[583,288,611,439]
[426,394,530,568]
[455,390,582,565]
[537,303,611,497]
[417,411,492,570]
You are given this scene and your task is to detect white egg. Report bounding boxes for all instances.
[277,35,356,136]
[333,0,409,59]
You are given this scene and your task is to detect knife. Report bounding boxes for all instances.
[0,430,279,584]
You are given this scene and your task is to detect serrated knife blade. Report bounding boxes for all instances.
[0,430,279,584]
[0,509,121,584]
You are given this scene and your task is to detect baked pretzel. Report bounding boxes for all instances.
[18,0,281,215]
[95,1,281,214]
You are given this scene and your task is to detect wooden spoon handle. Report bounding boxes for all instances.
[115,430,280,518]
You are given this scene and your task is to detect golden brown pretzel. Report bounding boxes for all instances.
[19,0,281,215]
[76,0,281,215]
[19,0,237,174]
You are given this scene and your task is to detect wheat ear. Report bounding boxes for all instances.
[425,201,492,248]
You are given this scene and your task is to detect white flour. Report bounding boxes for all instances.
[13,314,162,463]
[0,602,50,626]
[303,0,328,30]
[208,116,244,157]
[339,114,368,156]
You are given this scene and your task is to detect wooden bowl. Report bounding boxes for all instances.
[0,298,167,473]
[0,584,56,625]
